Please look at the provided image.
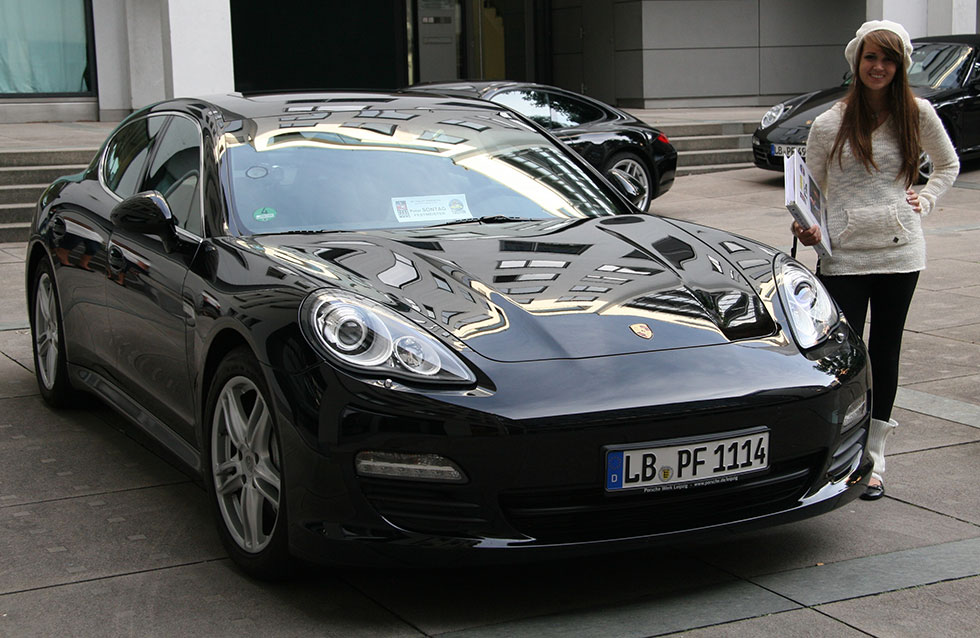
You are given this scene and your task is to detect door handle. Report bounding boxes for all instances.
[107,244,126,272]
[50,215,67,241]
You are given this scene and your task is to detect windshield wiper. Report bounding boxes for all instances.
[430,215,536,228]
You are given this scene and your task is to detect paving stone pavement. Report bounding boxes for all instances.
[1,116,979,637]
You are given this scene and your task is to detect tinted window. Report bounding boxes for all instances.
[909,43,974,89]
[491,90,552,128]
[142,116,202,235]
[547,92,605,128]
[103,115,166,198]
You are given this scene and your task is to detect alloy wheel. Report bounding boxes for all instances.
[211,375,282,553]
[34,272,60,390]
[610,156,651,211]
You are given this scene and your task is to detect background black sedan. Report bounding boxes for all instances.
[753,35,980,180]
[28,91,869,579]
[410,81,677,210]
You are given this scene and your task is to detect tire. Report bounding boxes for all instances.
[605,152,655,212]
[204,347,291,580]
[30,258,79,407]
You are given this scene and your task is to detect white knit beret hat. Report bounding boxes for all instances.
[844,20,913,73]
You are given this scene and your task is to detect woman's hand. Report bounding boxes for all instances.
[791,221,822,246]
[906,187,922,213]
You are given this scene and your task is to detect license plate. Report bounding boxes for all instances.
[605,430,769,492]
[772,144,805,157]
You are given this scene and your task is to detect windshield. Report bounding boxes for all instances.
[908,42,974,89]
[222,110,628,236]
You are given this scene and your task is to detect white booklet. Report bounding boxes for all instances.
[784,150,832,258]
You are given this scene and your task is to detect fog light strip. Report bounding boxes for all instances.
[355,452,466,483]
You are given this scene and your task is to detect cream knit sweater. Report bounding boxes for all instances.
[805,98,959,275]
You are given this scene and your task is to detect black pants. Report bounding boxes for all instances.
[818,271,919,421]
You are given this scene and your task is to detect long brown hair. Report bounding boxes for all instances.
[830,29,920,187]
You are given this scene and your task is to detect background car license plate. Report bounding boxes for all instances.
[606,431,769,491]
[772,144,805,157]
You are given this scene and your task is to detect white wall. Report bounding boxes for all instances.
[92,0,132,121]
[92,0,234,121]
[869,0,977,35]
[161,0,234,99]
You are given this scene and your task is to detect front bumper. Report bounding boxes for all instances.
[270,329,872,567]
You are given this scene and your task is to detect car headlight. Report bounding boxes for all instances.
[775,260,840,349]
[761,103,786,128]
[300,289,476,385]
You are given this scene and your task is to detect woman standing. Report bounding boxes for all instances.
[793,20,959,500]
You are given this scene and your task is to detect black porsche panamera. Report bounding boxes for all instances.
[410,81,678,211]
[28,91,872,579]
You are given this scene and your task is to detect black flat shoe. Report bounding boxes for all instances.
[860,481,885,501]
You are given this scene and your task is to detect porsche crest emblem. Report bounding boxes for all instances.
[630,323,653,339]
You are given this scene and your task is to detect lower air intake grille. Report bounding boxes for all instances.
[361,481,490,537]
[499,455,819,543]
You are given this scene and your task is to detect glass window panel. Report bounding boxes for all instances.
[546,92,604,128]
[142,116,203,235]
[490,90,552,128]
[103,115,168,199]
[0,0,92,94]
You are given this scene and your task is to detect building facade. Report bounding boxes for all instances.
[1,0,978,123]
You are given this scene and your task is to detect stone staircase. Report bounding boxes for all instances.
[0,120,759,244]
[663,121,758,177]
[0,149,96,244]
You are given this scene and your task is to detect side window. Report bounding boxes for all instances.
[142,116,203,236]
[103,115,167,198]
[491,90,553,128]
[547,92,605,129]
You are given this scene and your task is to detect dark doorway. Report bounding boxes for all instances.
[231,1,410,92]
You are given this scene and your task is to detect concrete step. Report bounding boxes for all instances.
[0,202,35,224]
[0,221,29,244]
[659,121,757,139]
[677,148,754,167]
[0,184,45,206]
[671,134,753,152]
[677,162,756,177]
[0,165,87,186]
[0,148,98,168]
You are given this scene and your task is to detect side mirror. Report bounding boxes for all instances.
[111,191,180,253]
[607,167,647,209]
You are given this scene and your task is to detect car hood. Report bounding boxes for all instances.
[245,215,778,363]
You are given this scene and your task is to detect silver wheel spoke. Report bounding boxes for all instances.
[245,395,271,453]
[215,459,245,495]
[252,460,281,507]
[240,482,265,549]
[221,389,250,450]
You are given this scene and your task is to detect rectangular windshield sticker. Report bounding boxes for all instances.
[392,195,472,223]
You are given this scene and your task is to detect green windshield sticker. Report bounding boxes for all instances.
[253,207,277,222]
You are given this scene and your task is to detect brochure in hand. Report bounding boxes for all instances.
[784,150,832,258]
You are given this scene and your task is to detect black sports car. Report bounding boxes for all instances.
[410,81,677,210]
[753,35,980,180]
[28,91,871,579]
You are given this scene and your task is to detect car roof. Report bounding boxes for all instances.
[155,90,492,121]
[912,34,980,48]
[410,81,539,98]
[136,91,516,139]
